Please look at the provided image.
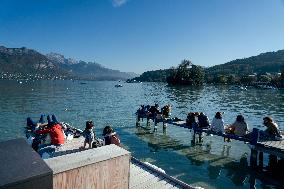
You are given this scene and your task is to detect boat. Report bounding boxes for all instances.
[115,84,123,87]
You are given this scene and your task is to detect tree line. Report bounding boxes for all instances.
[129,59,284,87]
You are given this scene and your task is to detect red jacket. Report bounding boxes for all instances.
[36,124,65,145]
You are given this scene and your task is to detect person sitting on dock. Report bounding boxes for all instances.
[186,112,198,129]
[137,105,148,122]
[261,117,282,139]
[147,104,160,121]
[211,112,225,133]
[227,115,248,137]
[82,120,95,149]
[161,104,171,118]
[103,125,121,146]
[197,112,210,128]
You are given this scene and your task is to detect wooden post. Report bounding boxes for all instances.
[249,174,256,189]
[250,149,258,168]
[136,115,140,127]
[191,131,196,145]
[163,122,167,130]
[250,128,259,145]
[198,132,202,143]
[268,155,278,171]
[258,152,263,170]
[278,158,284,170]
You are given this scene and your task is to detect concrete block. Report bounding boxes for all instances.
[0,138,52,189]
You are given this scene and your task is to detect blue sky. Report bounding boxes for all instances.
[1,0,284,74]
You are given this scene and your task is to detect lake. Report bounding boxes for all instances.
[0,80,283,189]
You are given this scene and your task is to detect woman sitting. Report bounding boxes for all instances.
[227,115,249,137]
[261,117,282,139]
[211,112,225,133]
[103,126,121,146]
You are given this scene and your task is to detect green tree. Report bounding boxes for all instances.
[166,59,204,85]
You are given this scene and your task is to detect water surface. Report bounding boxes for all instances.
[0,80,283,189]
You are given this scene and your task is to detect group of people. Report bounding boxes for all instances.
[186,112,210,129]
[137,103,172,121]
[186,112,282,139]
[27,115,121,154]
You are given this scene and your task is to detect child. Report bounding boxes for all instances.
[82,120,95,149]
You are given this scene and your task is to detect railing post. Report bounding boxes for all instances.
[258,152,263,170]
[250,128,259,145]
[250,148,258,168]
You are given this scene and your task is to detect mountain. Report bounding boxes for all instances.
[0,46,138,80]
[46,52,138,80]
[46,52,78,65]
[206,50,284,75]
[0,46,70,79]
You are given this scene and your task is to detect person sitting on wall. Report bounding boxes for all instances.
[26,114,46,131]
[102,125,121,146]
[82,120,95,149]
[35,115,65,146]
[35,115,65,157]
[226,115,249,137]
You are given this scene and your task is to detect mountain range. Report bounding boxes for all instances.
[1,45,284,81]
[0,46,138,80]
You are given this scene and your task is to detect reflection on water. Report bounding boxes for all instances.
[1,80,284,189]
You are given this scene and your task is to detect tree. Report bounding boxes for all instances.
[166,59,205,85]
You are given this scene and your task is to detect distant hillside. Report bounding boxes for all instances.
[206,50,284,75]
[0,46,138,80]
[131,69,173,82]
[131,49,284,82]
